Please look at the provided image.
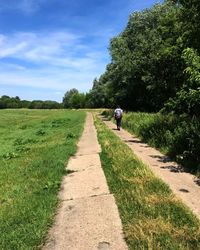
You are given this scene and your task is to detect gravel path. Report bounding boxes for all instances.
[43,113,128,250]
[101,116,200,220]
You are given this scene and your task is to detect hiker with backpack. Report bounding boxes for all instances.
[114,106,123,130]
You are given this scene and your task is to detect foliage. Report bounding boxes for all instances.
[0,95,62,109]
[95,115,200,249]
[174,0,200,51]
[94,0,200,176]
[103,110,200,174]
[89,0,200,116]
[87,77,114,108]
[29,100,61,109]
[90,2,183,111]
[0,109,85,249]
[164,48,200,116]
[63,88,86,109]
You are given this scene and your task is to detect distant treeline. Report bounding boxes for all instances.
[0,95,62,109]
[0,92,90,109]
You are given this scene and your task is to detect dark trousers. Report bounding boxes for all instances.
[116,118,122,129]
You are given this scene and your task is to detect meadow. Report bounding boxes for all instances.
[95,115,200,249]
[0,109,85,249]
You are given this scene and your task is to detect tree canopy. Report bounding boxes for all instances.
[87,0,200,117]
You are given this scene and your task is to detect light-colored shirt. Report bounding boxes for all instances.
[114,108,123,118]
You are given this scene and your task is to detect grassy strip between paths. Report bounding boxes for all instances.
[0,109,85,249]
[94,115,200,250]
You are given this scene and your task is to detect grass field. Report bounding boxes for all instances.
[0,109,85,249]
[95,115,200,249]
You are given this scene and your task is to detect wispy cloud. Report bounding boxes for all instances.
[0,0,160,101]
[0,31,106,68]
[0,31,79,60]
[0,0,45,14]
[0,30,109,95]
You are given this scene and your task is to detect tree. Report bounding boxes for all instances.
[63,89,79,108]
[174,0,200,51]
[91,2,183,111]
[164,48,200,117]
[63,89,86,109]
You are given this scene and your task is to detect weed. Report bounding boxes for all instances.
[36,129,46,136]
[14,137,38,146]
[19,125,28,130]
[2,152,19,160]
[13,138,24,146]
[43,181,61,190]
[15,146,30,153]
[66,132,76,139]
[51,118,71,128]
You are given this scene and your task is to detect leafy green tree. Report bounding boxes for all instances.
[63,89,86,109]
[29,100,44,109]
[95,2,183,111]
[0,95,22,108]
[173,0,200,51]
[63,89,79,108]
[88,77,114,108]
[164,48,200,117]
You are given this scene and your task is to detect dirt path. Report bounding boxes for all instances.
[101,116,200,220]
[43,113,128,250]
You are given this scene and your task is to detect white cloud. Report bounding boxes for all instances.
[0,30,108,93]
[0,31,104,70]
[0,31,80,60]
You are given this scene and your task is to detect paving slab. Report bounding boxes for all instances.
[59,165,110,200]
[101,116,200,219]
[43,195,127,250]
[67,154,101,172]
[43,113,128,250]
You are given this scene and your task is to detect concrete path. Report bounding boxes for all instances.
[101,116,200,220]
[43,113,128,250]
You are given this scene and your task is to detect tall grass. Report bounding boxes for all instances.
[95,115,200,249]
[102,110,200,175]
[0,109,85,249]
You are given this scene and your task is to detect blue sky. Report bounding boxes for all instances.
[0,0,162,101]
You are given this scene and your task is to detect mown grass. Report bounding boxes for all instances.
[0,109,85,249]
[95,115,200,249]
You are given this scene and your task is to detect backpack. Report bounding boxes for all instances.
[115,109,122,119]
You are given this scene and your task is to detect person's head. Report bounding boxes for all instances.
[116,105,120,108]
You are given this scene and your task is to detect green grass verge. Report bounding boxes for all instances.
[0,109,85,249]
[94,115,200,249]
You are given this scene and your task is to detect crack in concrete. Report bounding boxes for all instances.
[43,113,128,250]
[101,115,200,220]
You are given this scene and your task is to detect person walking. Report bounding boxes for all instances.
[114,106,123,130]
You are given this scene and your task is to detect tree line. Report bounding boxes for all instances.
[87,0,200,117]
[0,95,62,109]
